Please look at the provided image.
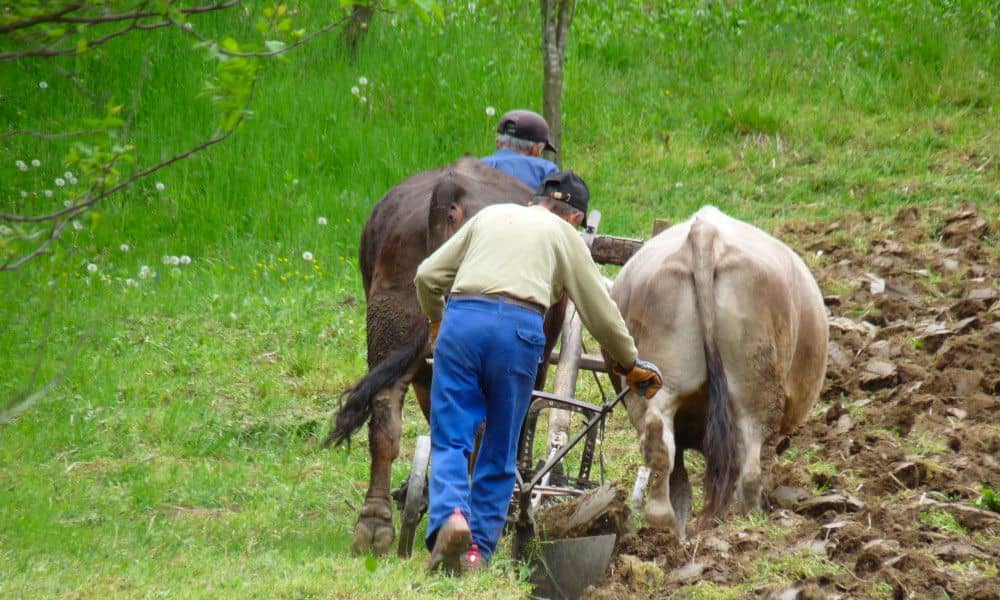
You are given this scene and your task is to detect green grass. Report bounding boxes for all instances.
[2,0,999,597]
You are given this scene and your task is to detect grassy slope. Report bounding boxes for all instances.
[1,1,997,597]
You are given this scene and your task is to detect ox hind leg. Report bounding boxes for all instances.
[669,448,692,539]
[722,343,784,515]
[353,377,410,555]
[352,292,426,555]
[639,388,680,533]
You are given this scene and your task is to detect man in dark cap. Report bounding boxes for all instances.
[414,171,663,575]
[481,109,559,190]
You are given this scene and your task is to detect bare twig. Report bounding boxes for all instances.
[0,3,84,35]
[0,128,105,141]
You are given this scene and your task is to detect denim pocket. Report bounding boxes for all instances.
[515,328,546,348]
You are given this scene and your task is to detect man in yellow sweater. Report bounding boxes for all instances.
[414,171,662,574]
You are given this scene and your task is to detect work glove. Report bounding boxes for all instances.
[428,319,441,351]
[618,358,663,399]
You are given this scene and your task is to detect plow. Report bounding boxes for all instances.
[394,211,653,598]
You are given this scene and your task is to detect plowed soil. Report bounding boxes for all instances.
[541,204,999,599]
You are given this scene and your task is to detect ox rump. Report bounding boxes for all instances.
[610,206,828,537]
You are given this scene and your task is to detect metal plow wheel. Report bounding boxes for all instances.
[397,435,431,558]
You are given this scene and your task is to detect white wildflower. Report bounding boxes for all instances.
[72,221,83,230]
[15,160,27,171]
[179,255,191,265]
[360,96,368,104]
[55,178,66,187]
[63,200,72,207]
[86,263,98,273]
[64,171,73,179]
[43,189,53,198]
[154,181,165,192]
[20,191,28,198]
[31,159,40,167]
[182,22,194,32]
[358,76,368,86]
[38,81,48,89]
[485,106,496,117]
[351,85,360,96]
[139,265,153,279]
[68,176,78,185]
[302,251,314,262]
[120,243,130,253]
[317,216,327,226]
[125,278,138,287]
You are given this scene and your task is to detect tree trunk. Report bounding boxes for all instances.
[540,0,575,168]
[341,3,375,53]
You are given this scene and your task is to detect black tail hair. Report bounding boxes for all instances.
[322,319,429,448]
[689,219,738,520]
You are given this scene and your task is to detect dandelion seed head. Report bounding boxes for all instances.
[120,243,130,253]
[351,85,360,96]
[317,216,327,226]
[139,265,153,279]
[179,255,191,265]
[55,178,66,187]
[64,171,73,179]
[15,160,27,171]
[72,220,83,230]
[86,263,98,273]
[302,251,314,262]
[63,200,72,207]
[20,191,28,198]
[31,159,41,167]
[68,177,78,185]
[43,189,53,198]
[155,182,165,192]
[38,81,48,89]
[125,278,138,287]
[182,22,194,32]
[358,76,368,86]
[485,106,496,117]
[360,96,368,104]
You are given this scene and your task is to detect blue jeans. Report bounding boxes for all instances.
[424,296,545,561]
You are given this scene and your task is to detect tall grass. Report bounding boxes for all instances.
[1,1,997,596]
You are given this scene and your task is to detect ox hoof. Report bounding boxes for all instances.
[644,498,677,531]
[352,503,395,556]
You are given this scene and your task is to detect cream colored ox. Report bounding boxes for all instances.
[610,206,828,537]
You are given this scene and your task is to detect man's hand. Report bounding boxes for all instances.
[428,319,441,351]
[623,358,663,399]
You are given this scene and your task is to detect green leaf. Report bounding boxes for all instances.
[264,40,287,53]
[364,554,377,573]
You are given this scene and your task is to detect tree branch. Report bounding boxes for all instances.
[0,3,84,35]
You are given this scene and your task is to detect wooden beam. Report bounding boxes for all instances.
[652,218,671,237]
[590,234,643,265]
[548,350,609,373]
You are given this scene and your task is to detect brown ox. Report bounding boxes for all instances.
[322,157,564,555]
[610,206,828,536]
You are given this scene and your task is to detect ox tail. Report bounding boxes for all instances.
[688,218,738,521]
[322,319,429,449]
